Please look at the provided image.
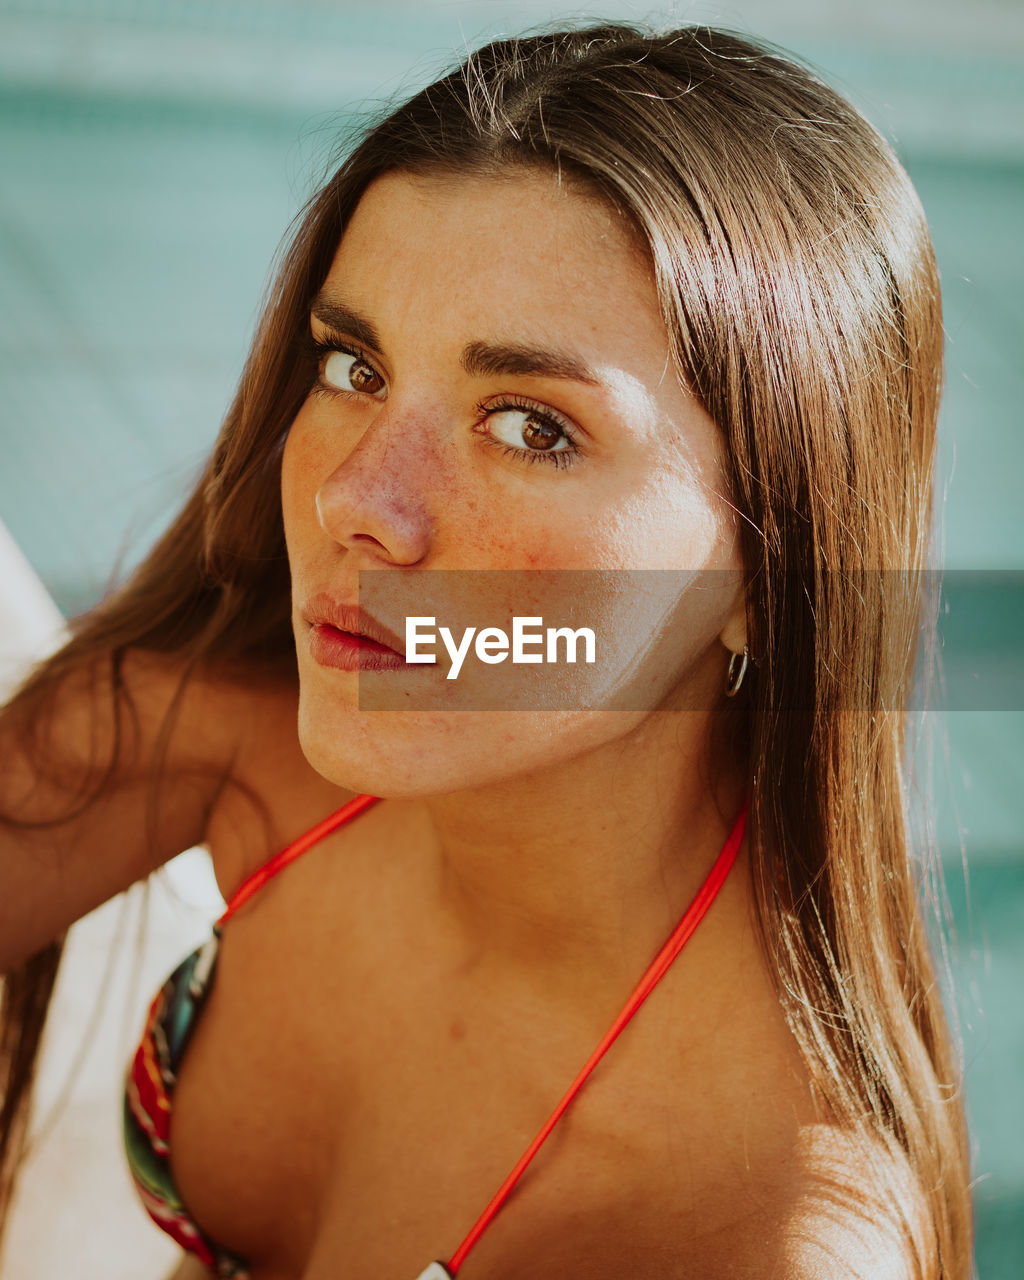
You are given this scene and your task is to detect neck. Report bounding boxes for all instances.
[413,710,747,1004]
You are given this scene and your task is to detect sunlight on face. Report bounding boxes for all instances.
[281,168,745,797]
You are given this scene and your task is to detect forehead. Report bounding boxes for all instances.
[322,169,670,365]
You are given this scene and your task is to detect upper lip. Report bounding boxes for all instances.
[303,593,406,656]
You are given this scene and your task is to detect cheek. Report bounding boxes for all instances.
[280,414,327,548]
[561,476,729,574]
[650,448,739,567]
[280,413,303,492]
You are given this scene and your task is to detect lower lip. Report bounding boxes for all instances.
[307,624,407,672]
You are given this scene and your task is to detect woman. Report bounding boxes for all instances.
[0,21,972,1280]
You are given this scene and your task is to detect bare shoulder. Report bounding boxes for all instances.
[0,644,348,966]
[487,1122,931,1280]
[0,646,261,966]
[194,657,358,899]
[122,648,360,901]
[680,1123,931,1280]
[769,1123,933,1280]
[623,1123,931,1280]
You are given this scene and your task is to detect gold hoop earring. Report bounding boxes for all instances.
[724,645,749,697]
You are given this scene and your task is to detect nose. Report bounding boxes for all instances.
[313,405,438,565]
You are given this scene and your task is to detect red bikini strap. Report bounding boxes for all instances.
[444,797,749,1276]
[216,793,381,926]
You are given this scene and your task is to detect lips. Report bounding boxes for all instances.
[302,593,406,656]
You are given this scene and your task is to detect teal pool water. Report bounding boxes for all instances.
[940,857,1024,1277]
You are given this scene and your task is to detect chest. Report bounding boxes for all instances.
[163,832,816,1280]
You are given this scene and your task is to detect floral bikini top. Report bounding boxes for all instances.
[123,792,747,1279]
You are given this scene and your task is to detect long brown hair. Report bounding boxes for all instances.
[1,23,971,1274]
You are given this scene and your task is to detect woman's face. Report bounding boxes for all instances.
[282,168,745,796]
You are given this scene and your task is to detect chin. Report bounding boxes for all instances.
[295,693,649,801]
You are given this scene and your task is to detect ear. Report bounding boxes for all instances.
[718,583,747,657]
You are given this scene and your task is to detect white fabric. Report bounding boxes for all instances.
[0,516,66,694]
[0,518,222,1278]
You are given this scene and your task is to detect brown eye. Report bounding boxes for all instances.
[488,408,569,453]
[322,350,387,399]
[521,417,562,451]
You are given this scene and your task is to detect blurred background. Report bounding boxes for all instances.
[0,1,1020,1276]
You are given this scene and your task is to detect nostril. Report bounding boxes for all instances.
[349,531,390,551]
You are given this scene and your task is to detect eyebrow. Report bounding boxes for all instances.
[460,339,600,386]
[310,295,601,387]
[310,298,382,352]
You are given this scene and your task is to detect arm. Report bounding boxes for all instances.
[0,644,254,1251]
[0,647,250,972]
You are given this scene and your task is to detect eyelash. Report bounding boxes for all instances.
[300,332,582,471]
[300,335,380,401]
[474,397,581,471]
